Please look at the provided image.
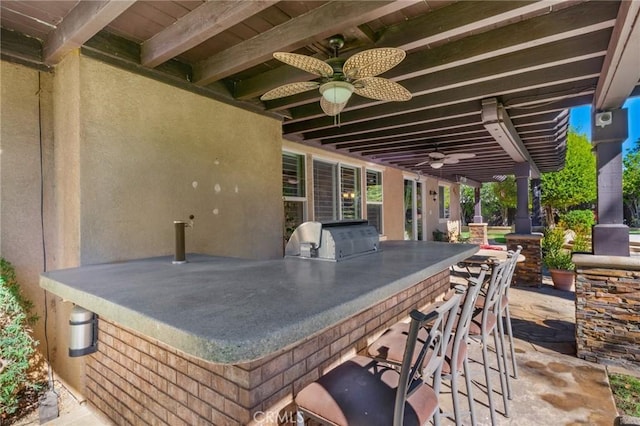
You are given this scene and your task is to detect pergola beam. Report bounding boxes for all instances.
[141,1,279,68]
[594,0,640,110]
[43,0,135,64]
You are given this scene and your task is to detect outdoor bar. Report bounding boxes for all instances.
[40,241,477,425]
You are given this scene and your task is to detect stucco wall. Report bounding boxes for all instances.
[77,56,283,264]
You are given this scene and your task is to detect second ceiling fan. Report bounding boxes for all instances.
[415,149,476,169]
[260,35,412,117]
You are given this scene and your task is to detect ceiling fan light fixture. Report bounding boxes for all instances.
[430,161,444,169]
[320,81,354,104]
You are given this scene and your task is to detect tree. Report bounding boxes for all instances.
[541,131,596,225]
[623,138,640,227]
[491,176,517,226]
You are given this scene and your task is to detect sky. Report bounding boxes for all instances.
[569,96,640,156]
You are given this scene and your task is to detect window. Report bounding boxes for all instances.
[439,184,450,220]
[313,160,361,222]
[366,170,383,233]
[283,152,306,240]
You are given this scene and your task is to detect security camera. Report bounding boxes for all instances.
[595,111,613,128]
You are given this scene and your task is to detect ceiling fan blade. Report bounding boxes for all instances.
[260,81,320,101]
[443,157,460,164]
[320,97,348,116]
[429,151,446,160]
[447,153,476,160]
[415,159,431,167]
[353,77,412,101]
[273,52,334,77]
[343,48,406,79]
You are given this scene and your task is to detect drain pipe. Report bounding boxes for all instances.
[173,215,194,264]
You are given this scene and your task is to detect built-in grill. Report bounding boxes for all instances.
[285,220,380,261]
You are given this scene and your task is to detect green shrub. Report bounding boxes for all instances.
[0,258,39,417]
[559,209,595,233]
[543,250,575,271]
[542,226,575,270]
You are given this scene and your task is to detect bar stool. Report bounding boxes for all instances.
[468,258,511,425]
[295,294,462,426]
[367,265,489,426]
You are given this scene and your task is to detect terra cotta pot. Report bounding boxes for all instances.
[549,269,575,291]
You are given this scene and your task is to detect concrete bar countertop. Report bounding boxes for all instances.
[40,241,477,364]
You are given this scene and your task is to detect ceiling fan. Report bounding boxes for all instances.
[415,148,476,169]
[260,35,412,117]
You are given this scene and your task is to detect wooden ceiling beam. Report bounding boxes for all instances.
[141,1,279,68]
[346,132,491,154]
[193,0,420,86]
[43,0,135,65]
[376,0,571,51]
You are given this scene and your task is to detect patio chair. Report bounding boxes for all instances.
[295,294,462,426]
[367,265,489,426]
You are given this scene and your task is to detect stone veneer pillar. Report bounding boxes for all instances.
[468,223,488,245]
[573,254,640,368]
[506,233,543,287]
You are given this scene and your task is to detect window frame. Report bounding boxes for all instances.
[365,169,384,234]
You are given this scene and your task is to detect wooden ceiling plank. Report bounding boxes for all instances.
[594,0,640,109]
[43,0,136,64]
[193,0,420,85]
[141,1,279,68]
[344,131,490,153]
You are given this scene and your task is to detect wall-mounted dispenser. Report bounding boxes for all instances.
[69,306,98,357]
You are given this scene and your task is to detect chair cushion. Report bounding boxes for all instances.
[368,323,464,375]
[295,355,438,426]
[475,294,508,309]
[468,311,497,335]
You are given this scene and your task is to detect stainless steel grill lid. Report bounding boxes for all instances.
[285,220,379,261]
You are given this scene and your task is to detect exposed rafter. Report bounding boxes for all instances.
[141,1,279,68]
[43,0,135,65]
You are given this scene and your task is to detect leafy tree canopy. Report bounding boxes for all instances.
[541,131,596,212]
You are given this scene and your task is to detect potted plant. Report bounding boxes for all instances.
[542,226,575,291]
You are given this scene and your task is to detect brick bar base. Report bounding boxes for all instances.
[86,270,451,425]
[506,233,543,287]
[468,223,488,245]
[574,254,640,369]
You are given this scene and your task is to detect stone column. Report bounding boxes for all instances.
[531,178,542,229]
[574,254,640,366]
[506,233,543,287]
[592,108,629,256]
[469,186,488,245]
[514,162,531,234]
